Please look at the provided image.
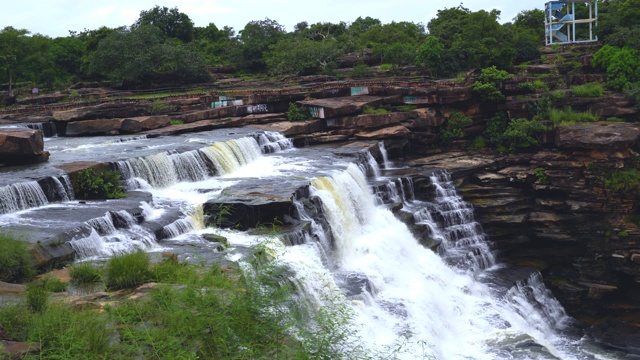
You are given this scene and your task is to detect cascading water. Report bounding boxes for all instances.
[70,210,158,260]
[251,159,612,359]
[0,181,49,214]
[428,171,496,273]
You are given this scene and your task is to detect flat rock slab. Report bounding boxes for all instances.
[65,118,124,136]
[204,179,310,230]
[120,115,170,133]
[298,96,386,118]
[252,119,326,136]
[52,102,147,122]
[354,125,411,140]
[555,122,640,149]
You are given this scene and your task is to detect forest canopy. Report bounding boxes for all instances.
[1,1,638,91]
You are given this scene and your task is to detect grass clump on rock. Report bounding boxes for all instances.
[105,251,153,290]
[69,262,102,284]
[0,233,35,283]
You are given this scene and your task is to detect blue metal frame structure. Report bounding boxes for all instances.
[545,0,598,45]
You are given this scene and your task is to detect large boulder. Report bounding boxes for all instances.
[555,122,640,150]
[0,129,49,165]
[204,179,310,230]
[120,115,170,133]
[65,118,124,136]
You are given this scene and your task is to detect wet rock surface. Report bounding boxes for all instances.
[0,128,49,166]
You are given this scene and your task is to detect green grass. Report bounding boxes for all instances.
[105,251,153,290]
[362,105,391,115]
[69,262,102,284]
[548,107,599,126]
[0,233,36,283]
[169,118,184,126]
[0,250,365,359]
[572,82,604,97]
[605,169,640,195]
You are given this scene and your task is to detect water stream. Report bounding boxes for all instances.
[0,128,625,359]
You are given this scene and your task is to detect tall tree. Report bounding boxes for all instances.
[239,18,285,71]
[0,27,29,95]
[133,6,195,43]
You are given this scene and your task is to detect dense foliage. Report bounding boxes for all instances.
[0,4,550,91]
[76,167,126,200]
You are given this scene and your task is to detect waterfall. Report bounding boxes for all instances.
[254,160,589,359]
[70,210,158,260]
[159,206,205,240]
[378,141,392,169]
[26,122,57,137]
[428,171,496,273]
[51,175,74,202]
[0,181,49,214]
[256,131,293,153]
[116,135,271,188]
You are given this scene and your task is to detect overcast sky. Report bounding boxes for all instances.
[3,0,543,38]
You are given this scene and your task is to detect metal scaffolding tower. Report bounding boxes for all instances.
[545,0,598,45]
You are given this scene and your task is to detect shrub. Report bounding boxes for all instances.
[473,81,505,102]
[38,276,67,293]
[551,90,566,100]
[70,262,102,284]
[105,251,153,290]
[531,79,549,92]
[592,45,640,90]
[549,107,599,125]
[350,63,371,79]
[76,168,126,200]
[441,111,472,144]
[169,118,184,126]
[0,233,35,283]
[500,118,546,152]
[287,103,311,121]
[26,282,48,313]
[362,105,391,115]
[624,82,640,105]
[477,65,513,82]
[605,169,640,195]
[534,168,549,184]
[147,100,176,115]
[572,82,604,97]
[517,82,536,93]
[380,63,393,71]
[397,105,417,112]
[484,112,510,145]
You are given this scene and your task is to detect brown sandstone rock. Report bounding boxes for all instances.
[120,115,170,133]
[555,122,640,149]
[52,102,147,121]
[253,120,326,136]
[65,118,124,136]
[298,96,387,118]
[354,125,411,140]
[0,129,49,165]
[329,112,412,129]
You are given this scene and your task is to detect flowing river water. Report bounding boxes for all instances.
[0,127,630,359]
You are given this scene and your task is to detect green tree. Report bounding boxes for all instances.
[0,27,30,95]
[592,45,640,90]
[265,37,342,75]
[133,6,195,43]
[239,18,286,71]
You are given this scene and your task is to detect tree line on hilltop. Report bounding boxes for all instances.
[0,1,639,92]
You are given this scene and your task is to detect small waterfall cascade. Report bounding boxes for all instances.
[159,206,205,240]
[373,177,416,205]
[50,175,75,202]
[378,141,392,169]
[428,171,496,273]
[70,210,158,260]
[502,272,573,337]
[26,122,57,137]
[0,181,49,214]
[116,134,281,189]
[255,131,293,153]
